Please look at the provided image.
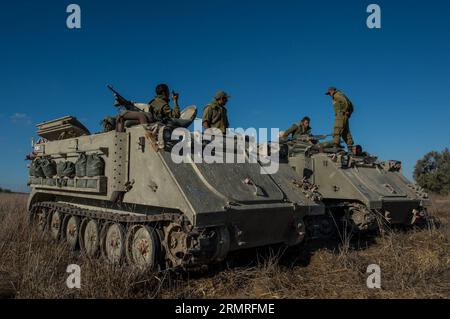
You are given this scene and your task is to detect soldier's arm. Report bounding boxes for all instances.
[225,116,229,129]
[282,124,297,138]
[172,94,181,118]
[161,103,180,119]
[333,96,348,114]
[202,107,212,129]
[171,101,181,118]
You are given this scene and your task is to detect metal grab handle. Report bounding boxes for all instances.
[383,183,397,194]
[243,178,267,197]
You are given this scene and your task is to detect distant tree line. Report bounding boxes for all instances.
[414,148,450,195]
[0,187,12,193]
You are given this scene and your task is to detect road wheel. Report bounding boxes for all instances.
[102,223,125,264]
[48,210,63,240]
[80,218,100,257]
[64,215,80,250]
[345,204,377,232]
[126,225,159,271]
[32,207,48,233]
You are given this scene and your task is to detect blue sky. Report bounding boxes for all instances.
[0,0,449,192]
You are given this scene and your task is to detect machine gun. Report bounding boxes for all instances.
[281,134,331,145]
[300,134,330,142]
[107,85,141,112]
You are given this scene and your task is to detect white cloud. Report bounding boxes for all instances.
[10,113,32,125]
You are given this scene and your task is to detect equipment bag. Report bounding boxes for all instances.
[29,158,45,177]
[86,154,105,177]
[75,153,87,177]
[41,157,57,178]
[56,161,76,178]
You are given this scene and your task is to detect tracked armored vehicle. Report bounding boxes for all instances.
[27,111,324,270]
[283,136,430,234]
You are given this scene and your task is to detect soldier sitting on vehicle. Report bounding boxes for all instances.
[351,145,369,157]
[113,83,181,132]
[281,116,312,140]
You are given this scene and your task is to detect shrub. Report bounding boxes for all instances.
[414,148,450,195]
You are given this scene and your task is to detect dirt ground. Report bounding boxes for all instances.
[0,192,448,299]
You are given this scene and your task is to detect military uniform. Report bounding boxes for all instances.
[331,90,354,146]
[284,122,312,139]
[202,101,229,134]
[202,91,230,134]
[147,95,180,122]
[127,95,180,124]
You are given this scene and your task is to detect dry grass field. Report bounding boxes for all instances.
[0,192,448,299]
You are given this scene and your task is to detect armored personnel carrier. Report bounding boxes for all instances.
[27,111,324,270]
[282,136,430,234]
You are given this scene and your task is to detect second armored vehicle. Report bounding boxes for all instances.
[283,136,430,235]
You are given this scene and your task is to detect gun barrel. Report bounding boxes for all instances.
[107,84,120,96]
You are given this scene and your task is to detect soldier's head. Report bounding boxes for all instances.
[351,145,363,156]
[325,86,337,97]
[214,91,230,106]
[301,116,310,128]
[155,83,170,100]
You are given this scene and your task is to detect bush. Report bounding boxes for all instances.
[0,187,12,193]
[414,148,450,195]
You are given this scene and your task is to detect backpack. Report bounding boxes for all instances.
[41,157,57,178]
[56,161,76,178]
[75,153,87,177]
[30,158,45,178]
[86,154,105,177]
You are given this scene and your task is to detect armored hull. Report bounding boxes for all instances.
[286,140,430,232]
[27,115,324,270]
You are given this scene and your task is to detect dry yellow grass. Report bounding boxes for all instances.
[0,192,448,299]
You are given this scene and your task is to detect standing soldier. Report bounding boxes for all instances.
[325,86,354,148]
[281,116,312,139]
[202,91,230,134]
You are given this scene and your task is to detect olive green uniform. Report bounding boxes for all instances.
[284,122,312,139]
[202,101,229,134]
[126,95,180,124]
[148,95,180,122]
[332,90,354,146]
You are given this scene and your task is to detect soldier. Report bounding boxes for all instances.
[281,116,312,139]
[202,91,230,134]
[147,83,181,121]
[115,83,181,132]
[351,145,369,157]
[325,86,354,148]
